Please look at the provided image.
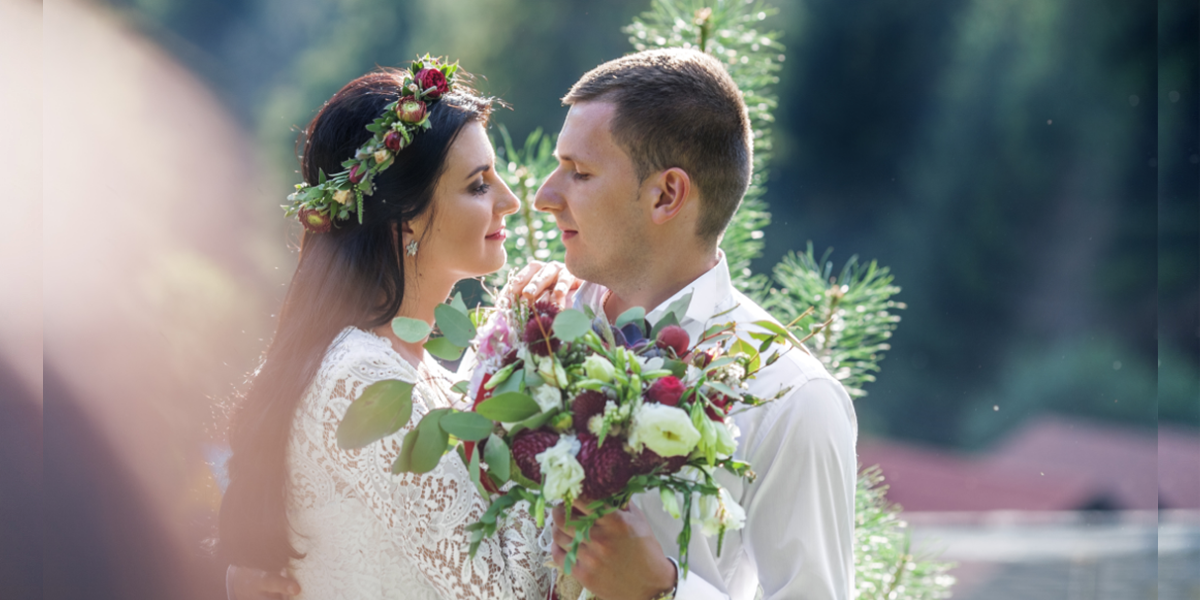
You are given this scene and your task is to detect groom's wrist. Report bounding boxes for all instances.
[646,556,679,600]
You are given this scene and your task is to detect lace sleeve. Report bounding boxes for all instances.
[311,347,552,599]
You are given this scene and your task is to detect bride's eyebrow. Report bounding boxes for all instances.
[464,164,491,180]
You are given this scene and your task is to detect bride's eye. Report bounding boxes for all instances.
[471,181,491,196]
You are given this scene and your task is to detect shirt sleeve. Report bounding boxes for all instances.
[742,377,857,600]
[306,354,552,599]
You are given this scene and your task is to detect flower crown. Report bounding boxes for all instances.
[284,55,460,233]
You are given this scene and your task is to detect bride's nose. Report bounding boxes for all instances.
[495,178,520,217]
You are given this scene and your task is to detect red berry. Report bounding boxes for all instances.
[655,325,691,357]
[645,376,685,407]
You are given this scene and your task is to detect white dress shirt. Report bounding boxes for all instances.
[574,254,858,600]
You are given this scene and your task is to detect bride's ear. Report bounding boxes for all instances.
[648,167,692,225]
[395,220,415,248]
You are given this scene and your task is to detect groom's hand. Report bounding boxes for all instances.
[551,502,677,600]
[508,261,580,307]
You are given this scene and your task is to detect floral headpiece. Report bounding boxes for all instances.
[284,55,460,233]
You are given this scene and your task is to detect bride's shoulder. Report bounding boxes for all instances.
[318,326,419,386]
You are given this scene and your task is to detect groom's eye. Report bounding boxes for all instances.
[572,172,590,182]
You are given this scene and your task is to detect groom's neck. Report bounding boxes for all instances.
[603,248,720,321]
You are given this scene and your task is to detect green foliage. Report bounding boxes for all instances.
[854,467,956,600]
[758,244,905,399]
[625,0,781,284]
[336,379,415,450]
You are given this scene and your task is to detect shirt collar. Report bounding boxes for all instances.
[575,251,735,329]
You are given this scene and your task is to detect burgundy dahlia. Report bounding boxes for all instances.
[298,208,331,233]
[510,429,559,483]
[532,300,561,319]
[655,325,691,357]
[577,434,637,501]
[414,68,449,99]
[523,315,560,356]
[571,390,608,433]
[645,375,685,407]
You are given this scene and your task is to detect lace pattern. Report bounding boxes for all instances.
[286,327,552,599]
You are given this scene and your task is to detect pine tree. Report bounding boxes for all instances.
[496,1,956,596]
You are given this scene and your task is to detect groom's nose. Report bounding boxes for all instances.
[533,169,563,214]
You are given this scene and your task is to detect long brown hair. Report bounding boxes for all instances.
[218,68,493,570]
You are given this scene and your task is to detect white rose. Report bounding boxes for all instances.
[374,149,390,164]
[536,435,584,501]
[532,385,563,414]
[627,403,700,458]
[691,488,747,536]
[332,189,352,205]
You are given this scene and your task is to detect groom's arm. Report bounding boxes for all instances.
[741,377,857,600]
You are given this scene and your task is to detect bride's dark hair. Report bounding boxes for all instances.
[219,68,493,570]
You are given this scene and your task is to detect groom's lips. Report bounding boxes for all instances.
[561,229,578,240]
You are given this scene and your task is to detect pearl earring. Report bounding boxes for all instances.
[406,240,419,256]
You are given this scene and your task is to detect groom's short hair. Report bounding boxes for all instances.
[563,48,752,243]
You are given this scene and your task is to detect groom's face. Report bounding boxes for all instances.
[534,101,647,284]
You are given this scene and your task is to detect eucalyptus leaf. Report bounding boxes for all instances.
[409,409,452,474]
[475,392,541,422]
[392,317,432,343]
[336,379,415,449]
[439,411,495,441]
[664,291,694,323]
[482,434,511,482]
[450,380,471,395]
[435,303,477,347]
[391,428,421,474]
[614,306,646,331]
[450,292,469,315]
[552,309,591,342]
[424,337,465,361]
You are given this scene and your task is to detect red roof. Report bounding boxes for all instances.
[857,415,1199,511]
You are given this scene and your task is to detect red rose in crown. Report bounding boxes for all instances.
[414,68,449,99]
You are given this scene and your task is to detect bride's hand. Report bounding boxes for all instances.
[505,261,581,309]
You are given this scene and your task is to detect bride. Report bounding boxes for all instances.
[218,60,575,599]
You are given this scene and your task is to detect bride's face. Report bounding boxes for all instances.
[408,121,519,279]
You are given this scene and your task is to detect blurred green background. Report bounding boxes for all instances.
[103,0,1196,450]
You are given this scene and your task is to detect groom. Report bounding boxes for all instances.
[233,49,856,600]
[532,48,857,600]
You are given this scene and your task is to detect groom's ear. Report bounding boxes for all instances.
[648,167,692,225]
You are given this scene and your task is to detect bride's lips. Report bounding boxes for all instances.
[486,228,507,241]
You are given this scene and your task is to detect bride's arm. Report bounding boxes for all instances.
[314,356,552,599]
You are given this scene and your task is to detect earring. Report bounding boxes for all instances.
[406,240,419,256]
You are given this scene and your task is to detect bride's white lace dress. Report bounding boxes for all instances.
[285,327,551,599]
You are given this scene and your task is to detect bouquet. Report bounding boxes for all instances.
[336,290,800,575]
